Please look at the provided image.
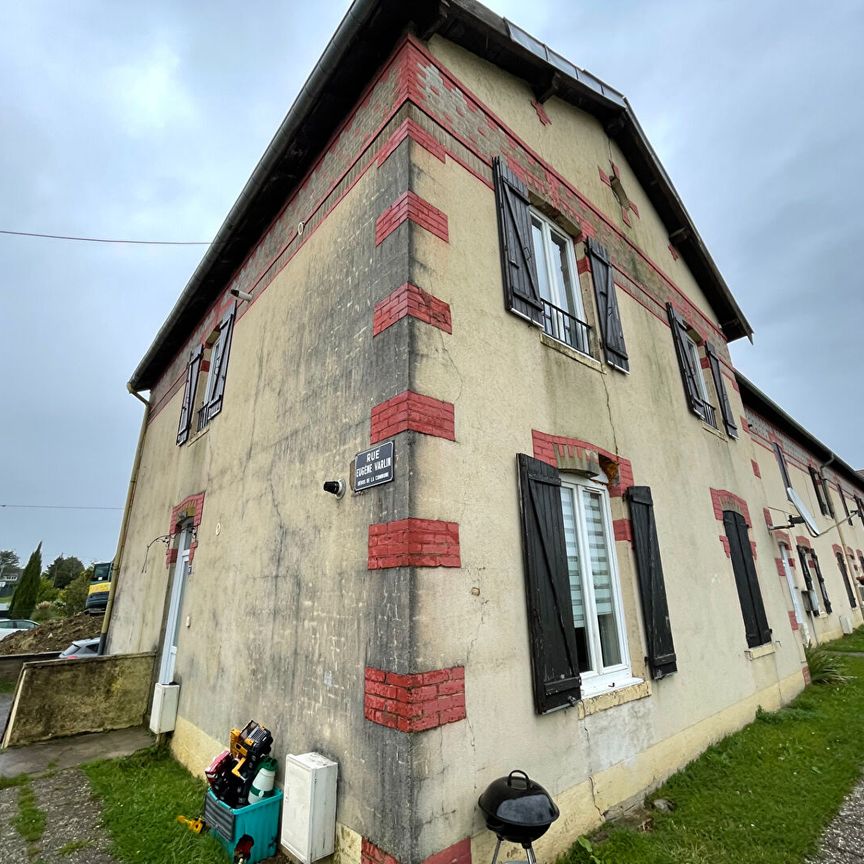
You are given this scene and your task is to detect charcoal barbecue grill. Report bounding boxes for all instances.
[478,770,559,864]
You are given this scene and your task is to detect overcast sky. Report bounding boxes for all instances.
[1,0,862,566]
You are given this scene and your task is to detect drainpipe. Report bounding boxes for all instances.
[98,384,150,655]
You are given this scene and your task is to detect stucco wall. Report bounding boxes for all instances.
[405,36,808,859]
[2,653,154,748]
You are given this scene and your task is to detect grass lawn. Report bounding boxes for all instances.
[824,625,864,653]
[561,650,864,864]
[0,676,16,694]
[84,747,230,864]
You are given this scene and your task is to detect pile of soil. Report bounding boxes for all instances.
[0,612,102,655]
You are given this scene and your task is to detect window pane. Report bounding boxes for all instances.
[560,487,591,673]
[549,230,576,317]
[684,337,709,403]
[531,218,554,304]
[583,490,622,668]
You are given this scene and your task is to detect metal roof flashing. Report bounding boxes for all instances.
[129,0,752,391]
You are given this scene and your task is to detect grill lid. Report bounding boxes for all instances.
[478,770,560,829]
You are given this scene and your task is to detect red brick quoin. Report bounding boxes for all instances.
[373,283,452,336]
[371,391,455,443]
[368,518,460,570]
[364,666,466,732]
[375,191,448,245]
[362,838,472,864]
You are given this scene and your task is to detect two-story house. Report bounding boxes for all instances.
[105,2,864,862]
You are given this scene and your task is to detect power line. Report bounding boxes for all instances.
[0,229,210,246]
[0,504,123,511]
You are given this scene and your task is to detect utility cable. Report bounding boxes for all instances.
[0,229,210,246]
[0,504,123,511]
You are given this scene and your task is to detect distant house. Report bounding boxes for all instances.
[106,2,864,862]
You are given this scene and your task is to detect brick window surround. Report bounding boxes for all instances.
[166,492,205,565]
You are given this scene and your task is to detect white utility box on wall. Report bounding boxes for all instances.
[149,683,180,734]
[280,752,338,863]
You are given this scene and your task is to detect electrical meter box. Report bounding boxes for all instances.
[149,683,180,734]
[280,752,338,863]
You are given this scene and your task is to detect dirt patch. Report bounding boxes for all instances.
[0,613,101,656]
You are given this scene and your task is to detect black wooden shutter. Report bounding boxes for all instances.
[705,342,738,438]
[809,549,832,614]
[517,453,581,713]
[666,304,704,418]
[855,495,864,529]
[627,486,677,678]
[207,304,236,421]
[796,545,820,615]
[810,467,830,516]
[836,551,857,608]
[772,443,792,499]
[586,239,629,372]
[176,345,203,445]
[839,487,853,526]
[492,157,543,326]
[724,510,772,648]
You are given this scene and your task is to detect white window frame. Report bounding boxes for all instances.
[560,474,634,695]
[530,209,589,355]
[683,332,710,407]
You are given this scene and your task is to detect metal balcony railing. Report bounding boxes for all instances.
[701,402,718,429]
[541,300,592,357]
[196,404,211,433]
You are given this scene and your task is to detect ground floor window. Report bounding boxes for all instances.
[560,476,630,691]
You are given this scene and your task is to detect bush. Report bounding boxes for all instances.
[804,644,850,685]
[62,573,90,615]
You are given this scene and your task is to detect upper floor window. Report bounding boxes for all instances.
[666,304,738,437]
[530,210,590,355]
[492,157,629,373]
[176,303,236,445]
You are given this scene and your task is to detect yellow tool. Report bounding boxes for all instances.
[176,815,206,834]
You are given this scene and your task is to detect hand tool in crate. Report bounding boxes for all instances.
[206,720,273,808]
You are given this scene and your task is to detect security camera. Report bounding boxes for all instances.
[230,288,253,301]
[323,480,345,499]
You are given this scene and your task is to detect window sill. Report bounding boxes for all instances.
[701,420,726,440]
[540,332,604,373]
[745,642,776,661]
[187,424,210,447]
[578,678,650,717]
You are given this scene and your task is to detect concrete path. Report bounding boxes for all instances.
[809,776,864,862]
[0,726,154,778]
[0,768,119,863]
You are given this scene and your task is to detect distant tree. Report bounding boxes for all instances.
[0,549,21,584]
[62,572,91,615]
[9,542,42,618]
[44,555,85,589]
[36,577,60,605]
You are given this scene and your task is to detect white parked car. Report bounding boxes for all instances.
[0,619,38,640]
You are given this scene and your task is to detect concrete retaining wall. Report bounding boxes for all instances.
[1,652,155,748]
[0,652,60,682]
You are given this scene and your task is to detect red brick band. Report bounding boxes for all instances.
[364,665,466,731]
[362,838,471,864]
[368,518,460,570]
[375,191,448,245]
[371,391,455,443]
[377,118,446,168]
[373,283,452,336]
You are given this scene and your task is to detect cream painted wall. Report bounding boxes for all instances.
[426,37,721,327]
[403,98,805,856]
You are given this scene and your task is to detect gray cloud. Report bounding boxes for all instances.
[2,0,861,563]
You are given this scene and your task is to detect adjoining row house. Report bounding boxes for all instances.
[104,1,864,862]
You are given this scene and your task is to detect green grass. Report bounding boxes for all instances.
[823,624,864,653]
[0,677,17,693]
[560,655,864,864]
[83,747,229,864]
[0,774,27,790]
[14,779,46,845]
